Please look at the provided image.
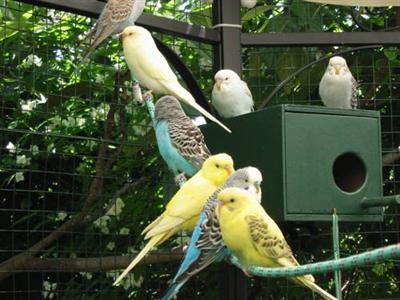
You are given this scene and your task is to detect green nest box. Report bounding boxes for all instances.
[201,105,383,222]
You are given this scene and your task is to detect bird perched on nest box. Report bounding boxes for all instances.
[216,188,337,300]
[82,0,145,60]
[212,69,254,118]
[113,153,234,286]
[120,25,231,133]
[162,167,262,300]
[319,56,358,109]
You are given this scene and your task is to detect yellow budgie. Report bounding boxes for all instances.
[119,25,231,133]
[113,153,234,286]
[216,188,337,300]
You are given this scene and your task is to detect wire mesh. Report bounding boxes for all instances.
[0,0,214,299]
[0,0,399,299]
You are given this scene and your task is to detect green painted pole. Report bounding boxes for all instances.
[229,243,400,277]
[332,209,342,300]
[361,195,400,208]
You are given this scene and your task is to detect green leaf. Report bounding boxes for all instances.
[242,5,274,22]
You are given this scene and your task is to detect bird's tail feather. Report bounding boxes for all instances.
[113,233,165,286]
[297,276,337,300]
[161,280,186,300]
[174,85,231,133]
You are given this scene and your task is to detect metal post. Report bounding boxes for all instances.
[332,209,342,300]
[212,0,242,75]
[213,3,246,299]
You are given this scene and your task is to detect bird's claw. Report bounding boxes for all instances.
[143,90,154,103]
[174,173,187,187]
[171,244,188,253]
[133,82,144,105]
[242,268,253,278]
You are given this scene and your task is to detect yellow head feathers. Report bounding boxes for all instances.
[217,187,256,216]
[201,153,234,186]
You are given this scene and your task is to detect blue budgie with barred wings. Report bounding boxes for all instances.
[154,96,211,184]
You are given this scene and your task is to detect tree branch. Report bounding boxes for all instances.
[382,150,400,166]
[9,252,183,273]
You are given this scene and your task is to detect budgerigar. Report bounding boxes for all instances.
[119,26,231,133]
[319,56,358,109]
[113,153,234,286]
[153,95,211,185]
[82,0,145,60]
[161,167,262,300]
[216,188,337,300]
[211,69,254,118]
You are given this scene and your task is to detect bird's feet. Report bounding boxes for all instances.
[174,173,187,187]
[143,90,154,103]
[242,268,253,278]
[171,244,188,253]
[132,82,144,105]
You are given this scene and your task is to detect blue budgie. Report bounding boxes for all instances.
[161,167,262,300]
[151,95,211,185]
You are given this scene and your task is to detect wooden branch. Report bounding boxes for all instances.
[383,151,400,166]
[9,252,183,273]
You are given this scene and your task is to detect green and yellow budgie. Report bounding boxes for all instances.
[113,153,234,286]
[216,188,337,300]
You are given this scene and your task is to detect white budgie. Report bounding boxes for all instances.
[319,56,358,109]
[211,69,254,118]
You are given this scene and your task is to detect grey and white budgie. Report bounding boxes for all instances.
[153,95,211,184]
[319,56,358,109]
[82,0,145,60]
[211,69,254,118]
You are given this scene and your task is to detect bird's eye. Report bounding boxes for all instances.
[245,179,248,183]
[230,198,235,203]
[225,77,229,80]
[215,164,220,168]
[129,32,133,36]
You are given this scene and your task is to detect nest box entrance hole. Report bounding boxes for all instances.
[333,152,367,193]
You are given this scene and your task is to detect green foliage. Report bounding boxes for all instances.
[0,0,399,299]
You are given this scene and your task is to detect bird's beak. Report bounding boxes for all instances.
[334,66,341,75]
[225,165,234,175]
[218,200,224,207]
[119,33,124,44]
[215,79,222,91]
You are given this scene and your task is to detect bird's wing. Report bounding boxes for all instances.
[245,214,299,267]
[241,80,254,111]
[134,41,179,83]
[82,0,135,59]
[351,76,358,109]
[162,190,226,299]
[241,80,253,99]
[168,117,211,171]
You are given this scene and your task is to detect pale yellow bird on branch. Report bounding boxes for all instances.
[216,188,337,300]
[113,153,234,286]
[119,25,231,133]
